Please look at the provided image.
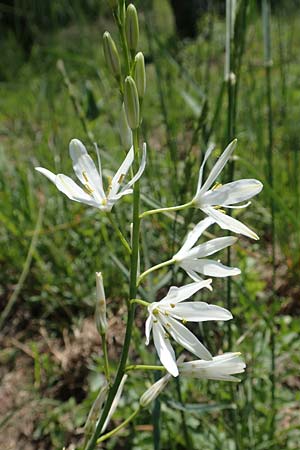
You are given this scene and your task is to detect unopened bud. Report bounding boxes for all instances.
[140,373,171,407]
[103,31,121,78]
[125,4,139,52]
[120,104,132,149]
[134,52,146,98]
[124,76,140,129]
[95,272,107,334]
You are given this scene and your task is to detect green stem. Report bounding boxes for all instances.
[126,364,165,372]
[97,407,141,443]
[101,332,110,382]
[138,259,174,285]
[130,298,149,307]
[84,132,141,450]
[139,201,192,219]
[107,212,131,254]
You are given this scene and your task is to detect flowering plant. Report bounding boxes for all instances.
[35,2,262,449]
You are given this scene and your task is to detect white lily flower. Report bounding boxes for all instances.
[145,280,232,377]
[178,352,246,382]
[35,139,146,211]
[173,217,241,281]
[192,140,263,240]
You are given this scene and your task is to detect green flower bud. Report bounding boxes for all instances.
[134,52,146,98]
[95,272,107,334]
[120,103,133,149]
[125,4,139,52]
[103,31,121,78]
[140,374,171,407]
[124,76,140,130]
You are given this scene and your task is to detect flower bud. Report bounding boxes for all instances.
[95,272,107,334]
[103,31,121,78]
[124,76,140,129]
[134,52,146,98]
[120,103,132,149]
[140,373,171,407]
[125,4,139,52]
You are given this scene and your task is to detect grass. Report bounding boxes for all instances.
[0,1,300,449]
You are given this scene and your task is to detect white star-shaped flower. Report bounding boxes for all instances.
[35,139,146,211]
[192,140,263,239]
[173,217,241,281]
[145,280,232,377]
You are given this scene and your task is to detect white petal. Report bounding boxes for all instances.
[35,167,57,183]
[101,374,128,433]
[109,147,134,198]
[161,315,212,360]
[153,321,179,377]
[185,268,204,282]
[160,280,212,305]
[203,206,259,240]
[145,314,153,345]
[174,217,215,259]
[202,179,263,206]
[69,139,105,202]
[183,236,237,259]
[178,353,246,381]
[168,301,233,322]
[55,174,100,206]
[123,142,147,189]
[181,259,241,278]
[197,139,237,197]
[195,143,215,195]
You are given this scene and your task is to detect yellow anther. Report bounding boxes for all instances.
[82,171,89,183]
[118,173,125,184]
[214,206,226,214]
[101,198,108,206]
[212,182,222,191]
[84,183,94,195]
[169,303,175,308]
[153,308,159,316]
[182,319,187,325]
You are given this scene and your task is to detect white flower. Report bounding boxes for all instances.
[35,139,146,211]
[192,140,263,240]
[173,217,241,281]
[145,280,232,377]
[178,352,246,382]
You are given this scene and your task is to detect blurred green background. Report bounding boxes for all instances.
[0,1,299,449]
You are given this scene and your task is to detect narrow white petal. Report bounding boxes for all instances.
[183,236,237,259]
[168,301,233,322]
[109,147,134,198]
[181,259,241,278]
[203,206,259,240]
[69,139,105,202]
[185,268,204,282]
[101,374,128,432]
[178,353,246,381]
[55,174,99,206]
[153,321,179,377]
[123,142,147,189]
[160,280,212,305]
[195,143,215,195]
[35,167,57,184]
[161,315,212,360]
[174,217,215,259]
[197,139,237,196]
[202,179,263,206]
[145,314,153,345]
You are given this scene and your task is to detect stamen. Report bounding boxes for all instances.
[118,173,125,184]
[212,182,223,191]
